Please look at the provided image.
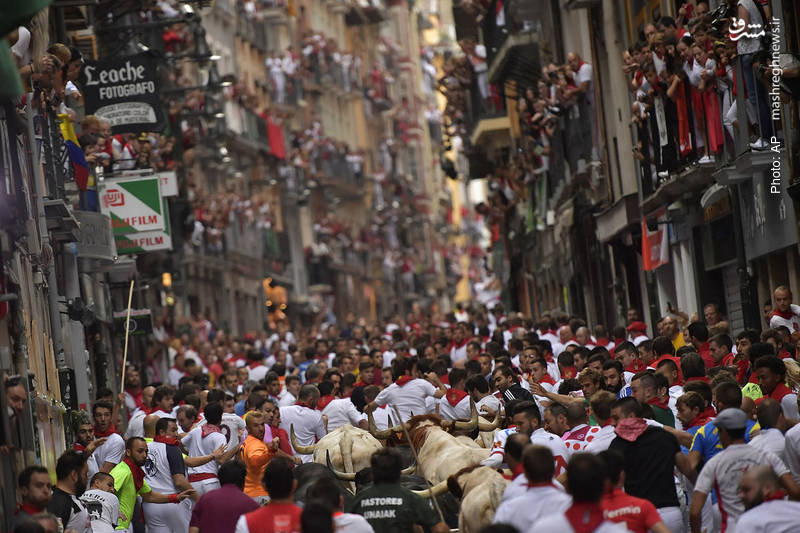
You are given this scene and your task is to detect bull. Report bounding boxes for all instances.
[447,465,508,533]
[290,423,387,477]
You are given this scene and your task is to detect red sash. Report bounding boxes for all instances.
[123,456,145,493]
[445,388,468,407]
[565,502,605,533]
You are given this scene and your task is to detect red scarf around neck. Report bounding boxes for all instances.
[686,376,710,384]
[73,442,86,452]
[647,397,670,411]
[626,359,646,373]
[771,308,796,320]
[395,375,413,387]
[445,388,468,407]
[126,388,144,410]
[295,400,314,409]
[94,424,116,438]
[538,374,556,385]
[154,435,182,447]
[565,501,605,533]
[123,456,145,492]
[201,424,222,438]
[18,502,44,516]
[317,395,335,411]
[687,411,713,429]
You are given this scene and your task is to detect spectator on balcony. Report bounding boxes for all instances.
[692,42,724,163]
[267,52,286,104]
[567,52,597,162]
[736,0,773,149]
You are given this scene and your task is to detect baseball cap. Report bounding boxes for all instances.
[712,408,748,430]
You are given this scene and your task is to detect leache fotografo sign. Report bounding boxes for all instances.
[83,53,165,133]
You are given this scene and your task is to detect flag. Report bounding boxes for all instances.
[641,208,669,271]
[496,0,505,27]
[58,114,89,191]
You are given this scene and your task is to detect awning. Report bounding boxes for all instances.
[594,194,640,243]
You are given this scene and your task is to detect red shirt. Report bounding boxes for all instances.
[602,488,662,533]
[243,502,302,533]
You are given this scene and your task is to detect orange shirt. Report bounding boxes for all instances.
[242,434,274,497]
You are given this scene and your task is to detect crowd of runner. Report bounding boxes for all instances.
[8,284,800,533]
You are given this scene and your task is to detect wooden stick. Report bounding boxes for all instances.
[391,406,446,524]
[120,279,135,389]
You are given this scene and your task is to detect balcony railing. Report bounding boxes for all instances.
[464,77,507,143]
[224,101,270,149]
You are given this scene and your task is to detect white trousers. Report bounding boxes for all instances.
[658,505,685,533]
[190,478,220,498]
[142,500,190,533]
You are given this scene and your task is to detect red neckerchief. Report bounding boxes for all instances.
[614,417,648,442]
[565,501,605,533]
[445,388,468,407]
[440,374,450,385]
[686,376,710,384]
[125,388,144,410]
[511,463,525,479]
[596,337,611,347]
[766,382,793,402]
[561,366,577,379]
[154,435,182,447]
[687,412,713,429]
[248,360,263,370]
[317,395,335,411]
[779,349,793,360]
[528,481,559,489]
[764,490,787,502]
[295,400,314,409]
[123,456,145,492]
[353,380,368,388]
[543,351,555,363]
[699,406,716,419]
[771,308,796,320]
[395,376,413,387]
[647,397,670,411]
[94,424,116,438]
[17,502,44,516]
[201,424,222,437]
[451,339,469,351]
[626,359,646,373]
[73,442,86,452]
[544,329,557,336]
[721,353,735,367]
[538,374,556,385]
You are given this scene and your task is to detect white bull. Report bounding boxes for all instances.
[290,424,382,477]
[446,465,508,533]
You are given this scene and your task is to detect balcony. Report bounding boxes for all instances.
[224,101,270,152]
[464,78,509,148]
[236,7,268,52]
[482,0,543,86]
[638,58,779,213]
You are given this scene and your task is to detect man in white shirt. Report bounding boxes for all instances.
[279,385,326,462]
[493,444,570,530]
[689,409,800,533]
[183,402,239,497]
[366,359,446,424]
[785,412,800,483]
[467,374,501,418]
[768,285,800,335]
[91,401,125,474]
[279,375,301,407]
[736,465,800,533]
[498,433,534,503]
[144,418,195,532]
[749,398,787,463]
[583,391,617,454]
[150,385,176,419]
[322,397,367,431]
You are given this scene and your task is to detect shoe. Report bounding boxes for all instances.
[657,171,669,178]
[749,138,769,150]
[697,155,713,164]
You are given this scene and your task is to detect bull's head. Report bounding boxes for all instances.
[325,449,416,480]
[367,399,499,440]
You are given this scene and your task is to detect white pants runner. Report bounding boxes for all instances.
[142,499,191,533]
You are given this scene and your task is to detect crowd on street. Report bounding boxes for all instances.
[8,281,800,533]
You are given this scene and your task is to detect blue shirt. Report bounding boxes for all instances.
[689,418,760,462]
[234,399,246,416]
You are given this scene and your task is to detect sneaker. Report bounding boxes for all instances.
[697,155,714,164]
[657,171,669,178]
[749,138,770,150]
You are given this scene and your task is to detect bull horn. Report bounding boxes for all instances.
[412,480,449,498]
[453,398,479,430]
[478,406,501,431]
[326,450,357,480]
[290,424,316,455]
[400,462,416,475]
[367,411,400,440]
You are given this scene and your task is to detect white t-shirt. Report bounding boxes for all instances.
[370,406,391,430]
[476,394,501,416]
[735,499,800,533]
[749,427,786,464]
[143,441,182,493]
[783,423,800,483]
[322,398,366,431]
[248,364,269,383]
[374,379,437,423]
[583,425,617,454]
[92,433,125,472]
[493,484,571,532]
[125,409,147,439]
[199,412,247,449]
[531,428,570,477]
[694,443,789,530]
[533,514,627,533]
[80,489,120,533]
[768,304,800,333]
[279,405,326,462]
[483,427,515,468]
[500,474,528,503]
[183,426,227,477]
[278,391,297,407]
[334,512,375,533]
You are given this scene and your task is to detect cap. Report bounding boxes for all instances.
[712,408,748,430]
[626,321,647,332]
